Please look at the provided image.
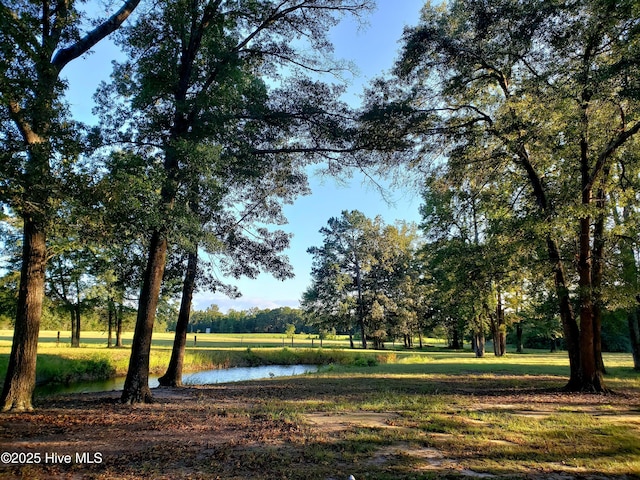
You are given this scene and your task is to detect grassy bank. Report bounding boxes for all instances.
[1,365,639,479]
[0,330,406,387]
[1,330,639,391]
[1,331,640,478]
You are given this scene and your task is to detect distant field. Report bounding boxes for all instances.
[1,330,638,392]
[0,329,448,350]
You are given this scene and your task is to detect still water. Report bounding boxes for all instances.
[35,364,319,397]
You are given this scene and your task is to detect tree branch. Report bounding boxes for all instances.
[51,0,141,72]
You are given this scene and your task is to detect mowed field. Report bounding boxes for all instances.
[0,330,639,479]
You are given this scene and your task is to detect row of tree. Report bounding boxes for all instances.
[2,0,640,411]
[302,211,427,350]
[352,0,640,393]
[302,207,634,362]
[184,305,309,334]
[1,0,374,411]
[302,0,640,395]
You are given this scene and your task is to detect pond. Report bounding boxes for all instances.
[35,364,319,397]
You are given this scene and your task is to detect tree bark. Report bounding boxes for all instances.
[592,181,607,376]
[629,301,640,371]
[516,323,523,353]
[116,302,124,348]
[70,308,79,347]
[497,289,506,356]
[107,298,114,348]
[474,331,485,358]
[1,218,46,412]
[546,235,582,390]
[159,251,198,387]
[121,231,168,404]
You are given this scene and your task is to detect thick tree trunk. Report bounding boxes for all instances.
[159,251,198,387]
[516,323,523,353]
[546,236,582,389]
[577,215,604,392]
[629,302,640,371]
[474,331,485,358]
[121,231,168,404]
[1,218,47,412]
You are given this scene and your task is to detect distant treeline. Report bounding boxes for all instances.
[169,306,313,335]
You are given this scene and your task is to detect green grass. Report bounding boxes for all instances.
[1,330,640,478]
[0,330,639,391]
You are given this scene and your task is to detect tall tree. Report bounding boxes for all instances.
[362,0,640,391]
[306,211,380,348]
[0,0,141,411]
[98,0,373,404]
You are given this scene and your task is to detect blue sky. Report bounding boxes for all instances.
[63,0,427,313]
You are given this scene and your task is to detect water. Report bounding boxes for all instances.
[35,364,319,397]
[183,364,318,385]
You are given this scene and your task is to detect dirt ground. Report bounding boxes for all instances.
[0,375,639,480]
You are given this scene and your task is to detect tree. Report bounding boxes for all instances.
[363,0,640,391]
[306,211,380,348]
[97,0,373,404]
[0,0,141,412]
[304,211,424,349]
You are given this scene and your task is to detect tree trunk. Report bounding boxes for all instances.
[70,308,78,347]
[121,231,168,404]
[72,304,81,347]
[517,149,584,388]
[1,218,47,412]
[629,301,640,371]
[159,251,198,387]
[107,298,114,348]
[497,289,506,356]
[576,156,605,392]
[116,303,124,347]
[450,324,462,349]
[490,314,499,356]
[592,188,607,376]
[474,331,485,358]
[546,236,582,389]
[516,323,523,353]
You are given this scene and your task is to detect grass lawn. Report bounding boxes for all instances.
[0,331,639,479]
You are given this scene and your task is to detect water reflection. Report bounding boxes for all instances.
[183,364,318,385]
[35,364,318,397]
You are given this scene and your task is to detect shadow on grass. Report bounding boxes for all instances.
[1,371,638,479]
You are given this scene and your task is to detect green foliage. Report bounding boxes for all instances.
[303,210,425,349]
[185,306,309,334]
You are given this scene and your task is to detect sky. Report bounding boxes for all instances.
[63,0,427,313]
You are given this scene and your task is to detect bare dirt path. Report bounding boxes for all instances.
[0,376,638,479]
